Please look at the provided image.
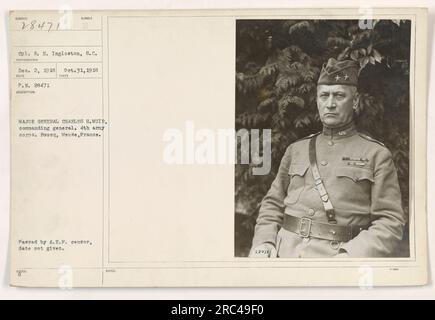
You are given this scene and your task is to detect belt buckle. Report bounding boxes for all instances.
[299,217,312,238]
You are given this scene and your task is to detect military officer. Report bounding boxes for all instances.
[249,58,405,258]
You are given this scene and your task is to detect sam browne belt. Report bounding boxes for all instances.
[281,134,369,242]
[309,134,337,224]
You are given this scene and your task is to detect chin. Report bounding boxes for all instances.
[322,119,340,127]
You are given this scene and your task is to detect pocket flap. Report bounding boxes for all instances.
[288,163,309,177]
[336,167,374,183]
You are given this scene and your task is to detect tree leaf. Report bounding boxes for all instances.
[360,56,370,69]
[258,97,275,111]
[288,21,314,35]
[350,49,359,61]
[327,36,351,47]
[337,47,350,60]
[259,63,277,76]
[372,49,382,63]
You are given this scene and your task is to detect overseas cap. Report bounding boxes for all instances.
[317,58,360,86]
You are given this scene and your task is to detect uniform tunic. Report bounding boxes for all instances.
[251,122,405,258]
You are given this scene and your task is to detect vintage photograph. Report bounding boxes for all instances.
[8,8,426,288]
[235,19,411,258]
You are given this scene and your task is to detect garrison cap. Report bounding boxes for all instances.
[317,58,360,86]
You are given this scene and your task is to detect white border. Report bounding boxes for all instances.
[0,0,433,299]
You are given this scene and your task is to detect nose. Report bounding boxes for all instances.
[325,96,336,109]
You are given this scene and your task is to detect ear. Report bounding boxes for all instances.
[352,92,360,115]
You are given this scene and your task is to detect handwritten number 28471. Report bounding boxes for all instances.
[21,20,60,31]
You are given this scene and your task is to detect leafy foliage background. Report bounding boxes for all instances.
[234,20,411,257]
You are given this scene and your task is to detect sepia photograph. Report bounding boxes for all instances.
[6,8,427,288]
[235,19,411,258]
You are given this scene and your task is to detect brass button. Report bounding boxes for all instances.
[308,208,315,216]
[328,141,334,146]
[320,160,328,166]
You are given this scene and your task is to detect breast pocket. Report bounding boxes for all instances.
[336,166,374,183]
[285,163,309,204]
[335,166,374,213]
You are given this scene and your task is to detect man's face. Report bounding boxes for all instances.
[316,84,358,128]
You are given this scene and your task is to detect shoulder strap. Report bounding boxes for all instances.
[309,135,337,224]
[294,132,321,143]
[358,133,385,147]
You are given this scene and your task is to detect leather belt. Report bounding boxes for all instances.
[282,214,368,242]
